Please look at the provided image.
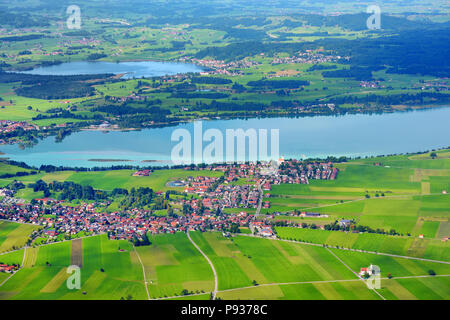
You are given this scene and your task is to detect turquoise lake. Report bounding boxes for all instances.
[17,61,204,79]
[1,107,449,168]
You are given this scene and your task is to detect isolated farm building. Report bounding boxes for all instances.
[339,219,352,227]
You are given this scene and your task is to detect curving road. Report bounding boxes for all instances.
[187,231,218,300]
[255,179,265,217]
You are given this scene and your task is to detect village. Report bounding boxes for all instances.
[180,57,261,76]
[271,50,350,66]
[0,120,38,144]
[0,159,339,248]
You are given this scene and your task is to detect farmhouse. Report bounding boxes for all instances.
[0,264,16,273]
[359,265,377,276]
[339,219,352,228]
[133,169,152,177]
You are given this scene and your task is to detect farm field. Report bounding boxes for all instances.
[0,168,223,194]
[265,153,450,237]
[136,232,214,299]
[216,281,381,300]
[0,221,39,253]
[0,0,449,304]
[0,235,147,300]
[275,227,450,262]
[216,275,450,300]
[0,232,448,300]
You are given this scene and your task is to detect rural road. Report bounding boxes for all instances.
[134,245,151,300]
[187,232,218,300]
[326,247,386,300]
[155,274,450,300]
[255,179,265,217]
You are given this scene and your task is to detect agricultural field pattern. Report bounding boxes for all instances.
[0,0,448,303]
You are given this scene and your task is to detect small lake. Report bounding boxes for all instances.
[1,107,449,168]
[17,61,204,79]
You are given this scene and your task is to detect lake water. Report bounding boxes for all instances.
[17,61,204,79]
[1,107,449,168]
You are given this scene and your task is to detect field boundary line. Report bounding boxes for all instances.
[326,247,386,300]
[187,231,217,300]
[0,246,29,289]
[0,218,38,226]
[133,245,150,301]
[0,233,106,256]
[292,192,448,212]
[21,246,27,267]
[0,273,15,289]
[238,234,450,265]
[156,275,450,300]
[156,292,210,300]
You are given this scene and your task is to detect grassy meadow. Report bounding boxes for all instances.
[0,221,40,253]
[264,150,450,240]
[0,232,448,300]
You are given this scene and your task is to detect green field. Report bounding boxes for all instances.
[137,232,214,299]
[0,221,39,253]
[264,153,450,238]
[2,168,223,194]
[275,227,450,262]
[0,232,448,300]
[0,235,147,300]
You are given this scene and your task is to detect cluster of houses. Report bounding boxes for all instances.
[359,81,383,89]
[0,264,17,273]
[183,176,218,195]
[223,163,259,181]
[133,169,152,177]
[359,265,378,277]
[177,161,338,214]
[181,57,260,76]
[182,175,261,210]
[0,202,264,242]
[265,160,338,186]
[0,189,14,197]
[250,221,276,238]
[0,189,25,205]
[0,159,345,245]
[265,211,328,219]
[0,120,38,135]
[271,50,349,65]
[105,94,148,103]
[292,103,336,113]
[417,79,449,92]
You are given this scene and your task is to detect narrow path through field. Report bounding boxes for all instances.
[133,245,150,301]
[326,247,386,300]
[187,231,218,300]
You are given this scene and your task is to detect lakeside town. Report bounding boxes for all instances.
[0,160,339,254]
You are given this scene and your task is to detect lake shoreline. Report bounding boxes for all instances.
[1,106,449,169]
[82,102,450,132]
